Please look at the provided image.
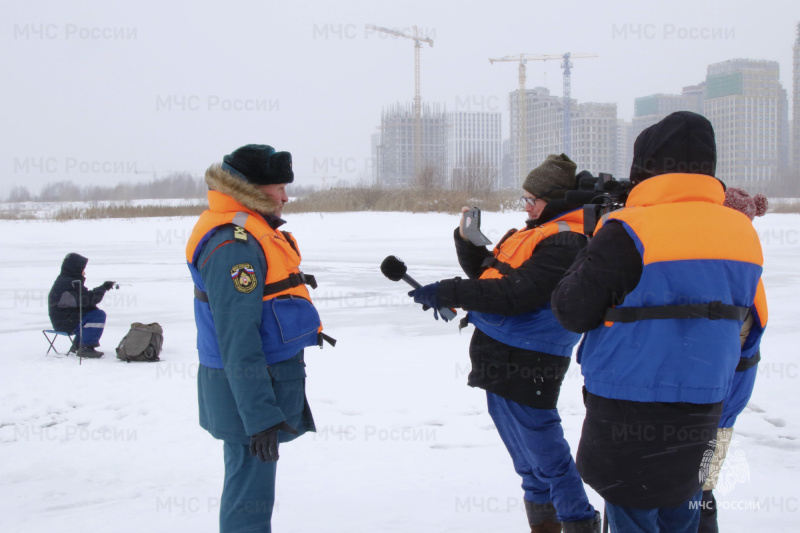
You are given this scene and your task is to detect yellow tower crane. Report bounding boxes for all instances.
[367,24,434,180]
[489,53,597,179]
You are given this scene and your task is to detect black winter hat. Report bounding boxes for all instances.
[222,144,294,185]
[629,111,716,186]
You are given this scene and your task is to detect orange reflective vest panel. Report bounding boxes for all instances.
[186,191,322,367]
[579,173,766,404]
[469,208,586,355]
[186,191,314,302]
[480,209,586,280]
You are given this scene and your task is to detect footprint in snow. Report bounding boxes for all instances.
[764,416,787,428]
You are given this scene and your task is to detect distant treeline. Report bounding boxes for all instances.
[3,173,319,203]
[6,173,206,202]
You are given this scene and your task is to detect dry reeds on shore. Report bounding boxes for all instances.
[3,187,800,220]
[284,187,519,214]
[0,202,207,221]
[47,203,207,221]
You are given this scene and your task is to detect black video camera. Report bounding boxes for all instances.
[565,170,634,236]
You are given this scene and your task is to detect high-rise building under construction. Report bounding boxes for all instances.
[375,104,504,188]
[375,102,447,187]
[508,87,617,178]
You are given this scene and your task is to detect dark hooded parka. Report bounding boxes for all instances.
[48,253,107,332]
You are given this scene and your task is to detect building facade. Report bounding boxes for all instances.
[376,102,447,187]
[446,111,503,190]
[794,23,800,173]
[570,102,618,178]
[615,119,633,179]
[508,87,617,179]
[703,59,789,184]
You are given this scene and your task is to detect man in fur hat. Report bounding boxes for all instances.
[186,145,330,532]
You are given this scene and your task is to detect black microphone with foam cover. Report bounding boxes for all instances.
[380,255,422,288]
[380,255,456,321]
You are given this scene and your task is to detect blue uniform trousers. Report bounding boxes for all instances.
[604,490,702,532]
[220,442,278,533]
[487,392,595,523]
[72,308,106,347]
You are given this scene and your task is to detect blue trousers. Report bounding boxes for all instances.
[72,308,106,347]
[220,442,277,533]
[487,392,595,523]
[604,490,702,532]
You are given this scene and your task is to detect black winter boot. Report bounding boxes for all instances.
[525,500,561,533]
[562,511,601,533]
[77,346,104,358]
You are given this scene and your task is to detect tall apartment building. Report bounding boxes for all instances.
[370,132,381,183]
[703,59,789,184]
[446,111,503,189]
[500,139,514,188]
[793,23,800,172]
[508,87,618,179]
[571,102,618,177]
[616,119,633,179]
[634,88,704,118]
[375,102,447,187]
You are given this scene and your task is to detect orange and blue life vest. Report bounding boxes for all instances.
[186,191,323,368]
[468,208,585,356]
[578,173,767,404]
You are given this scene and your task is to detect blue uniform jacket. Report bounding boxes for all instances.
[193,224,315,444]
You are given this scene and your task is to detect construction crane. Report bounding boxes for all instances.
[489,54,558,180]
[489,53,597,176]
[367,24,434,180]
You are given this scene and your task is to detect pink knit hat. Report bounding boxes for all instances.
[723,187,768,221]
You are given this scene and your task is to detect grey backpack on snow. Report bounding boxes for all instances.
[116,322,163,362]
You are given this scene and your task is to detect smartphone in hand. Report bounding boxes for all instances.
[463,207,492,246]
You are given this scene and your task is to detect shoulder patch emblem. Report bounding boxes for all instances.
[234,226,248,241]
[231,263,257,293]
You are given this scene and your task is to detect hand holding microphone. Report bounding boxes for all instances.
[407,282,445,320]
[380,255,456,322]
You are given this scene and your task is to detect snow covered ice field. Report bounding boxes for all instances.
[1,210,799,532]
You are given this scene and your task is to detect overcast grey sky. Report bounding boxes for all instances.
[1,0,797,195]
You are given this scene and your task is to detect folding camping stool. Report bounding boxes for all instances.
[42,329,75,355]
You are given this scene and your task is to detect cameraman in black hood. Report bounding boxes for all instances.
[552,111,767,531]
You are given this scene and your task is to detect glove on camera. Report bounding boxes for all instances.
[102,281,117,291]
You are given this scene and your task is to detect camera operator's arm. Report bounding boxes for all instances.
[551,221,643,333]
[453,228,493,279]
[441,231,586,315]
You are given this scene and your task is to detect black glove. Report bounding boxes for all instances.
[101,281,116,291]
[249,421,299,462]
